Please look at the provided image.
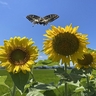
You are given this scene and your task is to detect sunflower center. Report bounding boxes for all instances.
[9,49,29,65]
[53,33,79,56]
[77,54,93,65]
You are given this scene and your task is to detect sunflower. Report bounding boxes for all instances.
[43,24,89,65]
[75,52,96,69]
[0,37,38,74]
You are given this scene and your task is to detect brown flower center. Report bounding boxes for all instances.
[9,48,30,65]
[53,33,79,56]
[77,54,93,65]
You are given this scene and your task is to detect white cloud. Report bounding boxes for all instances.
[38,55,47,60]
[39,56,43,59]
[0,1,8,5]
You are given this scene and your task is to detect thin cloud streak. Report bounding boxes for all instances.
[0,1,8,5]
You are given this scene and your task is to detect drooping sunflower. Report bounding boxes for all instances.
[43,24,89,65]
[0,37,38,74]
[75,52,96,69]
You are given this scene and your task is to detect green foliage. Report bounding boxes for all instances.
[26,90,44,96]
[35,59,59,66]
[1,68,96,96]
[54,68,82,83]
[0,75,9,88]
[0,76,11,96]
[0,69,60,96]
[74,86,85,92]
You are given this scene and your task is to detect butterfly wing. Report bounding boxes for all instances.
[43,14,59,23]
[26,15,41,24]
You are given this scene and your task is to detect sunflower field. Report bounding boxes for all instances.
[0,24,96,96]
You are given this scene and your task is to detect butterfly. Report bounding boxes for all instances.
[26,14,59,25]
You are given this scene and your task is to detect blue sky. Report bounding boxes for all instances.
[0,0,96,60]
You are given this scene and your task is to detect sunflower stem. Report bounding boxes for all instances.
[64,63,68,96]
[11,83,16,96]
[30,70,37,83]
[86,74,90,96]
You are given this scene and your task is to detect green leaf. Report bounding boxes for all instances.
[74,86,85,92]
[72,92,84,96]
[26,90,44,96]
[54,68,82,83]
[44,90,56,96]
[67,81,80,87]
[31,82,56,91]
[10,71,29,92]
[0,76,9,88]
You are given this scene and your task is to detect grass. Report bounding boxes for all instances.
[0,69,60,96]
[33,69,60,84]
